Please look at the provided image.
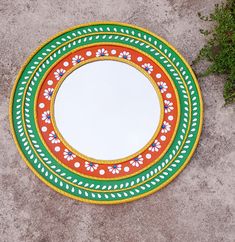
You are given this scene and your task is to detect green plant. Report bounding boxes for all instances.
[193,0,235,104]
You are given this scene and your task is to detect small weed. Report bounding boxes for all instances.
[193,0,235,104]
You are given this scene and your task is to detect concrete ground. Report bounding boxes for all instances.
[0,0,234,241]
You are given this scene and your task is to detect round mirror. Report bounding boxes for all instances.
[53,60,161,161]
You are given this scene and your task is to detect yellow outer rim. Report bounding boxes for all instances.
[9,21,203,205]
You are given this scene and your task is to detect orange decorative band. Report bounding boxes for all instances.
[36,44,179,179]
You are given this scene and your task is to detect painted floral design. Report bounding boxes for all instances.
[164,100,174,113]
[49,131,60,144]
[149,139,161,152]
[130,155,144,167]
[42,110,51,123]
[43,88,54,100]
[108,164,122,174]
[54,68,66,80]
[63,149,76,161]
[157,81,168,93]
[161,121,171,133]
[142,63,153,74]
[96,48,108,57]
[72,55,84,65]
[85,161,98,172]
[119,51,131,60]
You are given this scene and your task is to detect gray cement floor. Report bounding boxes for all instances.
[0,0,235,241]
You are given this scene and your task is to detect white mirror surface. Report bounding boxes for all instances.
[54,60,161,161]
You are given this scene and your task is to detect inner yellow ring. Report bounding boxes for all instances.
[50,56,164,164]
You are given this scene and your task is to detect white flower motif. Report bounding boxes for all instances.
[119,51,131,60]
[157,82,168,93]
[164,100,174,113]
[96,48,108,57]
[49,131,60,144]
[85,161,98,172]
[72,55,84,65]
[43,88,54,100]
[63,149,76,161]
[108,164,122,174]
[161,121,171,133]
[149,139,161,152]
[130,155,144,167]
[42,110,51,123]
[54,68,66,80]
[142,63,153,74]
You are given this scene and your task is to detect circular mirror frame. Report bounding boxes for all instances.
[10,22,203,204]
